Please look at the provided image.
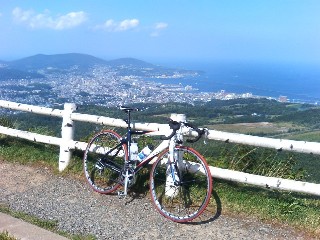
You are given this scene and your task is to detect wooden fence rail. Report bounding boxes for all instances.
[0,100,319,196]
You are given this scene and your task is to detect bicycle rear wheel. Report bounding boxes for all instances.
[150,146,212,222]
[83,130,127,194]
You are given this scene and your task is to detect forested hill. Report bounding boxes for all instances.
[275,108,320,128]
[8,53,107,72]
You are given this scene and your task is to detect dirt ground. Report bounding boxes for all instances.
[0,160,317,240]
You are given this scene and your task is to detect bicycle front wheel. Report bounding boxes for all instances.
[150,146,212,222]
[83,130,127,194]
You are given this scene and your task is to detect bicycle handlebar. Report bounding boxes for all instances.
[160,120,205,143]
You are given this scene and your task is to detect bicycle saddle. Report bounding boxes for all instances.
[120,106,140,112]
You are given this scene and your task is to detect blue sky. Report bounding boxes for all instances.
[0,0,319,65]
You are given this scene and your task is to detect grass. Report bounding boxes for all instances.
[0,136,320,238]
[0,137,96,240]
[207,122,305,136]
[0,203,59,232]
[0,203,96,240]
[212,121,320,144]
[213,180,320,237]
[284,130,320,142]
[0,231,18,240]
[0,136,59,171]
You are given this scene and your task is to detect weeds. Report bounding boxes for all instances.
[0,204,96,240]
[0,231,18,240]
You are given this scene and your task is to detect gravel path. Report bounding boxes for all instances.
[0,161,314,239]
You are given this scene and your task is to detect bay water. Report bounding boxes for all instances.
[155,61,320,104]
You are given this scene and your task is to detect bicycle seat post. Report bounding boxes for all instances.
[119,106,135,197]
[127,110,131,130]
[120,106,135,131]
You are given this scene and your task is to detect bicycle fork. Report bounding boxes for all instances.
[165,139,181,197]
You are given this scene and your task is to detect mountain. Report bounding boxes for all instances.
[9,53,108,72]
[107,57,156,68]
[3,53,201,78]
[106,57,200,77]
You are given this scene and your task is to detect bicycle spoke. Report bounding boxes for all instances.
[83,130,127,194]
[150,146,212,222]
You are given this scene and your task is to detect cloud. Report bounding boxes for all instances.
[95,18,139,32]
[155,22,168,30]
[12,7,87,30]
[150,22,168,37]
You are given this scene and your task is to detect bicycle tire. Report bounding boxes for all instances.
[83,130,128,194]
[150,146,212,222]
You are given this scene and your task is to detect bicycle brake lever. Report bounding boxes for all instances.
[203,128,209,145]
[160,120,180,140]
[186,129,204,143]
[185,123,205,143]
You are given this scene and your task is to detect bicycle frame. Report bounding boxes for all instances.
[102,110,183,196]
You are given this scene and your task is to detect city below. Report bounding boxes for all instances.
[0,53,293,109]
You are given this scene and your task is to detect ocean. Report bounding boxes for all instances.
[156,61,320,104]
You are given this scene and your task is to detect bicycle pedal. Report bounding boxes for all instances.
[95,160,104,170]
[117,191,127,197]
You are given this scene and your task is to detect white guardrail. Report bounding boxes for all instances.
[0,100,319,196]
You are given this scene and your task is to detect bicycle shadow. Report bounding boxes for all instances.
[124,188,222,225]
[182,189,222,225]
[121,170,223,224]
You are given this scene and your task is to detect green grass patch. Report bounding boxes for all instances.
[213,180,320,237]
[0,231,18,240]
[284,130,320,142]
[207,122,305,136]
[0,136,59,169]
[0,203,58,232]
[0,204,96,240]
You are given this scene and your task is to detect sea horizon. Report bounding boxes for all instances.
[155,60,320,104]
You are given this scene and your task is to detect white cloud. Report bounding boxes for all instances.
[118,19,139,31]
[155,22,168,30]
[95,18,139,32]
[54,11,87,30]
[12,7,87,30]
[151,22,168,37]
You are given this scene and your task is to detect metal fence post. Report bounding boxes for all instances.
[59,103,77,171]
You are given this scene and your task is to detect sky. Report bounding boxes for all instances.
[0,0,320,65]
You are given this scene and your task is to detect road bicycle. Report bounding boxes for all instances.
[83,106,213,222]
